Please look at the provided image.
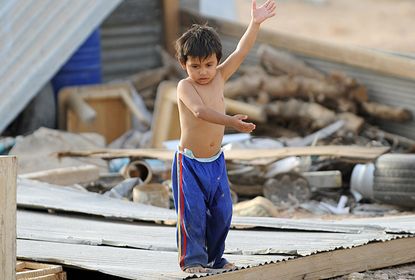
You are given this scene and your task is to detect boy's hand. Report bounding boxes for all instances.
[252,0,277,25]
[231,114,256,133]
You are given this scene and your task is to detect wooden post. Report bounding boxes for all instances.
[162,0,180,56]
[0,156,17,280]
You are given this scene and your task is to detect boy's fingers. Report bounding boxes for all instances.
[236,114,248,120]
[252,0,257,10]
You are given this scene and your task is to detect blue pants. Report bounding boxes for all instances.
[171,149,233,270]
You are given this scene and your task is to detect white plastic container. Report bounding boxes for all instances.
[350,163,375,200]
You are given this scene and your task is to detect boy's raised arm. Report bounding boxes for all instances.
[218,0,276,81]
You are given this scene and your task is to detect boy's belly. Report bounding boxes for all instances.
[180,126,224,158]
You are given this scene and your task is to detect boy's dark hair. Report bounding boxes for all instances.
[175,24,222,64]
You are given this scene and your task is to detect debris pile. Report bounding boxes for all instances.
[3,45,415,219]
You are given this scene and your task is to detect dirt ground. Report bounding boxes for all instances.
[236,0,415,54]
[236,1,415,278]
[332,263,415,280]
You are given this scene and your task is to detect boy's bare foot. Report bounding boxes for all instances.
[184,266,208,273]
[223,262,236,270]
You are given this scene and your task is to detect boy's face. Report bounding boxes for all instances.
[182,54,218,85]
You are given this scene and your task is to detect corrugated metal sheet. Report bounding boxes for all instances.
[100,0,163,81]
[0,0,121,133]
[16,210,414,279]
[17,210,392,257]
[17,178,177,224]
[17,239,283,280]
[219,33,415,140]
[18,179,373,234]
[16,181,415,279]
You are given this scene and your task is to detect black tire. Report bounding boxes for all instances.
[373,154,415,209]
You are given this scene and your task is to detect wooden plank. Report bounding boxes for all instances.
[205,237,415,280]
[58,145,390,162]
[23,272,66,280]
[181,9,415,81]
[61,85,151,143]
[66,89,131,143]
[16,261,62,279]
[150,81,181,148]
[162,0,180,56]
[0,156,17,280]
[19,165,99,186]
[58,82,143,136]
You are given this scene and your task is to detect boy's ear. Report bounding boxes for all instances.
[180,61,186,70]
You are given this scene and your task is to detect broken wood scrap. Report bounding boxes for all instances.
[225,98,267,122]
[128,66,170,92]
[16,261,66,280]
[238,65,268,77]
[257,44,325,80]
[58,149,175,161]
[262,75,299,98]
[362,125,415,152]
[266,99,337,129]
[337,112,365,134]
[261,75,345,102]
[66,92,96,124]
[233,196,279,217]
[19,165,100,186]
[57,145,390,162]
[333,97,358,113]
[348,85,369,103]
[328,71,359,92]
[294,76,345,101]
[224,75,263,99]
[360,101,412,122]
[256,91,271,105]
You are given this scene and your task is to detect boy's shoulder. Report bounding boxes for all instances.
[177,78,192,89]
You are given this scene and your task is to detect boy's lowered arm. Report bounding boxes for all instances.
[218,0,276,82]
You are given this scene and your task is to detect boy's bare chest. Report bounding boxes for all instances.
[194,84,225,111]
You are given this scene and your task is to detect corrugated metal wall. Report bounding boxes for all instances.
[100,0,164,81]
[0,0,121,133]
[219,33,415,140]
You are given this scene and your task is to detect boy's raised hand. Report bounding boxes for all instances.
[252,0,276,24]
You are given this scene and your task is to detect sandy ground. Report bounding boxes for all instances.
[236,0,415,54]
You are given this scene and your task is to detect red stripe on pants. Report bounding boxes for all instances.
[179,153,187,268]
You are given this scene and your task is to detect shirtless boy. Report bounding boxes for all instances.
[172,0,276,273]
